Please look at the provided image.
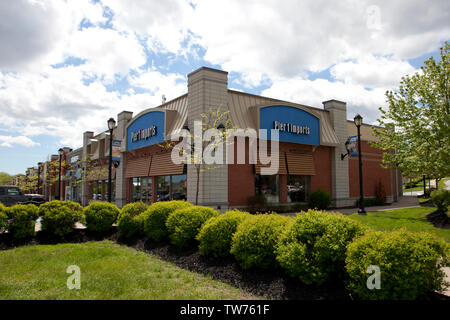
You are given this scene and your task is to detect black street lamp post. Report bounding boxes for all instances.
[37,162,42,194]
[58,148,64,200]
[354,114,366,215]
[107,118,116,203]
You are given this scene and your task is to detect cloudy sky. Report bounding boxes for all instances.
[0,0,449,175]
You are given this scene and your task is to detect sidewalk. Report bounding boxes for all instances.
[332,196,420,214]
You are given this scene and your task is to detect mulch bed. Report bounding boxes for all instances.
[426,210,450,229]
[1,229,449,300]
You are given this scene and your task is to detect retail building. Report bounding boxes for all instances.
[44,67,403,209]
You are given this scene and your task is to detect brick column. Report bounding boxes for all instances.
[82,131,93,206]
[115,111,133,208]
[187,67,229,210]
[322,100,351,207]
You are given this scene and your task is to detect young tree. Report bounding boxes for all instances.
[373,42,450,185]
[160,105,235,205]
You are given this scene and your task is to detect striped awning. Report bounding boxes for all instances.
[255,150,287,175]
[149,151,184,176]
[125,156,151,178]
[286,152,315,176]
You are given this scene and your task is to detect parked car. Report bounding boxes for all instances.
[0,186,45,206]
[24,193,46,204]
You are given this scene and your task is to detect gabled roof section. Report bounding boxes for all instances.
[227,90,340,146]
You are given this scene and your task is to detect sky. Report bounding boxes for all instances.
[0,0,449,175]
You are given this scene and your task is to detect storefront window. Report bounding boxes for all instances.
[130,177,152,203]
[255,174,279,204]
[141,178,151,203]
[156,175,187,202]
[156,176,170,201]
[171,175,187,200]
[91,181,102,200]
[287,175,310,203]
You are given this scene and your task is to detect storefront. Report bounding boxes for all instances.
[76,66,401,209]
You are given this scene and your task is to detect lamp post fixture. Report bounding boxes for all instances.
[107,117,116,203]
[37,162,42,194]
[354,114,366,215]
[58,148,64,200]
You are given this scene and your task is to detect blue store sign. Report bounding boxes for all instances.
[259,105,320,145]
[127,111,165,151]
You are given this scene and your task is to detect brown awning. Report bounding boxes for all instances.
[125,156,151,178]
[255,150,287,175]
[87,165,116,181]
[286,152,316,176]
[149,151,184,176]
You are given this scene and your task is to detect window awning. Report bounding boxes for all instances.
[125,156,151,178]
[286,152,316,176]
[255,150,287,175]
[149,151,184,176]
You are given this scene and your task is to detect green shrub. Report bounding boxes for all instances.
[230,214,293,269]
[39,200,84,237]
[84,201,120,232]
[345,229,450,300]
[6,204,39,238]
[117,202,149,239]
[308,189,332,210]
[143,200,192,241]
[118,201,148,220]
[196,210,250,257]
[276,210,366,285]
[0,203,7,231]
[424,187,437,197]
[431,189,450,213]
[166,206,218,248]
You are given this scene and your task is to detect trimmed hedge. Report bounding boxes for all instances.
[345,229,450,300]
[308,189,332,210]
[6,204,39,239]
[117,202,149,239]
[84,202,120,232]
[196,210,250,257]
[166,206,219,248]
[0,203,7,231]
[230,214,293,269]
[431,189,450,213]
[143,200,192,241]
[38,200,84,237]
[276,210,367,285]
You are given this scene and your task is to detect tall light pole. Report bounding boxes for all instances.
[107,118,116,203]
[37,162,42,194]
[58,148,64,200]
[354,114,366,215]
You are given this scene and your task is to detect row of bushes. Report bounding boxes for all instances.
[1,199,449,300]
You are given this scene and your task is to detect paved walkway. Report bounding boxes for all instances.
[332,195,420,214]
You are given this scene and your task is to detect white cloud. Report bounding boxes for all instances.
[0,0,109,72]
[103,0,194,54]
[0,65,188,148]
[67,27,147,81]
[186,0,449,85]
[330,55,418,88]
[0,135,40,148]
[262,77,387,124]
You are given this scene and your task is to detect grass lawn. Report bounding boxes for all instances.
[0,241,259,300]
[348,206,450,242]
[403,177,449,192]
